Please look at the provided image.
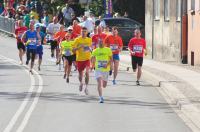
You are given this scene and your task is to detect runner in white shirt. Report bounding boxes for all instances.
[47,16,61,58]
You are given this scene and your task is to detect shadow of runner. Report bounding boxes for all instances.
[0,91,175,110]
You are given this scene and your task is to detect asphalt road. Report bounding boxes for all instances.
[0,35,192,132]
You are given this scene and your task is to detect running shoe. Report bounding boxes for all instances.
[136,80,140,86]
[112,80,116,85]
[99,97,104,103]
[79,84,83,92]
[66,78,69,83]
[63,74,66,79]
[26,60,29,65]
[29,69,33,75]
[84,88,89,95]
[51,53,54,58]
[38,66,41,71]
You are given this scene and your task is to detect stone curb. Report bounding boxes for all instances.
[120,61,200,132]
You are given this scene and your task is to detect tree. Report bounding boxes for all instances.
[89,0,104,17]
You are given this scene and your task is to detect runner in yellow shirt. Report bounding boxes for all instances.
[73,27,92,95]
[61,33,75,83]
[91,39,112,103]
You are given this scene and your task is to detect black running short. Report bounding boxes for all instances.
[72,54,76,61]
[17,42,25,51]
[131,56,143,70]
[63,55,74,66]
[50,40,58,50]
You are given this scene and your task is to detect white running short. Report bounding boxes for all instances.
[95,70,109,82]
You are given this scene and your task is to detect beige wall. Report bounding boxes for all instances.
[145,0,153,58]
[188,0,200,65]
[145,0,182,62]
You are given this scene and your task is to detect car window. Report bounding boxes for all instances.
[105,19,140,28]
[123,20,138,28]
[105,19,120,27]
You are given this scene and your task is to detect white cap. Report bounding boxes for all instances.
[67,26,73,31]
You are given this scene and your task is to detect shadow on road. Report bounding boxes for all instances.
[0,91,175,110]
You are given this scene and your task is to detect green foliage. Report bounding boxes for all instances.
[89,0,105,17]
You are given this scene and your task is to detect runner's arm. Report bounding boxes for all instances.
[118,37,123,52]
[91,56,96,69]
[128,39,135,55]
[21,31,27,44]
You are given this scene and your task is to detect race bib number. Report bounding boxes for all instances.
[65,49,71,56]
[133,45,143,53]
[28,38,36,43]
[83,46,91,52]
[110,44,118,51]
[98,61,107,68]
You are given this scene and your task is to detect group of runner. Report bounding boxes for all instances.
[14,17,146,103]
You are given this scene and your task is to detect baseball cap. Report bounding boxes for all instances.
[67,26,73,31]
[35,23,41,29]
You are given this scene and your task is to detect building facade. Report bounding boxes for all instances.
[188,0,200,66]
[145,0,187,62]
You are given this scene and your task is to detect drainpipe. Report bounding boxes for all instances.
[152,0,154,59]
[180,0,183,63]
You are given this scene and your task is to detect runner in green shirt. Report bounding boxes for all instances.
[91,38,113,103]
[60,33,75,83]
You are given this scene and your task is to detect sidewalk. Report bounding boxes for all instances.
[120,51,200,132]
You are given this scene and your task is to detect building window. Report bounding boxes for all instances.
[176,0,181,21]
[154,0,160,20]
[191,0,195,10]
[164,0,170,21]
[199,0,200,11]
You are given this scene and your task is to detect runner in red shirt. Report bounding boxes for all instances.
[72,20,81,36]
[92,26,107,49]
[104,26,123,85]
[15,20,28,65]
[128,29,147,85]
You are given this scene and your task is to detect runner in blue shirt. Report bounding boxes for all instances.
[22,23,41,74]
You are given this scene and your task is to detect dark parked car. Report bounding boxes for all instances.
[95,18,144,48]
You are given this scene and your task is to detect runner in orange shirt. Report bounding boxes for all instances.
[104,26,123,85]
[54,25,67,65]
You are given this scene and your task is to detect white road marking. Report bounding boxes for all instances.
[16,69,43,132]
[1,56,35,132]
[1,55,44,132]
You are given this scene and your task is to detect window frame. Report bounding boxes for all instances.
[164,0,170,21]
[176,0,181,22]
[154,0,160,20]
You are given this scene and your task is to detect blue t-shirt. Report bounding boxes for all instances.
[26,30,37,50]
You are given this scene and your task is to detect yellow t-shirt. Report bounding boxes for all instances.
[30,11,39,20]
[74,37,92,61]
[92,47,112,72]
[61,40,74,56]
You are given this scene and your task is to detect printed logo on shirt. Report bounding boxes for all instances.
[133,45,143,53]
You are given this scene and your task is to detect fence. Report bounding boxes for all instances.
[0,16,15,35]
